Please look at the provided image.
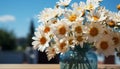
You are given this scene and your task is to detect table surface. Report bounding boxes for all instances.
[0,64,120,69]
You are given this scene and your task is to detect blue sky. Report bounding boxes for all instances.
[0,0,119,38]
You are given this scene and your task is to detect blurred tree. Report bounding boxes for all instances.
[16,37,27,51]
[27,19,35,47]
[0,29,17,51]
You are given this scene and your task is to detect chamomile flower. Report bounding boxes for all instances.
[72,2,86,16]
[53,20,69,39]
[64,11,77,22]
[111,32,120,48]
[38,8,63,23]
[85,0,99,10]
[86,22,104,42]
[32,32,50,52]
[56,39,68,53]
[66,35,75,46]
[87,10,107,22]
[36,24,51,34]
[35,24,55,40]
[46,47,57,60]
[75,34,86,48]
[57,0,71,6]
[71,22,84,35]
[64,10,84,25]
[96,35,114,57]
[38,8,55,22]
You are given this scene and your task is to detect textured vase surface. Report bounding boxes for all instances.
[59,43,97,69]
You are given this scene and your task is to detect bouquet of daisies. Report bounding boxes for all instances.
[32,0,120,60]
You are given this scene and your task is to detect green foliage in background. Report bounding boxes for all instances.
[0,29,17,51]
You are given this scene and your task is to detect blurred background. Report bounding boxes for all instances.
[0,0,120,64]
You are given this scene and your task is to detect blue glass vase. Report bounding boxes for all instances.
[59,43,97,69]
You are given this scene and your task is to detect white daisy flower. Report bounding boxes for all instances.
[32,31,50,52]
[56,38,68,53]
[53,20,70,39]
[66,35,75,47]
[111,32,120,48]
[64,10,84,25]
[74,34,86,48]
[35,24,55,40]
[57,0,71,6]
[72,2,86,16]
[46,47,57,60]
[106,12,119,27]
[71,22,84,35]
[38,8,63,23]
[38,8,54,22]
[36,24,51,34]
[86,22,104,43]
[108,12,120,24]
[85,0,99,10]
[96,35,115,57]
[64,11,77,22]
[87,10,107,22]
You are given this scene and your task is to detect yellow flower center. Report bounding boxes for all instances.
[100,41,109,50]
[59,42,66,50]
[93,16,99,21]
[89,27,99,37]
[58,25,66,35]
[69,14,77,22]
[87,4,93,10]
[117,4,120,10]
[112,37,119,45]
[108,21,115,27]
[77,7,82,10]
[76,35,83,42]
[44,26,50,33]
[40,36,47,45]
[75,26,82,33]
[51,48,55,54]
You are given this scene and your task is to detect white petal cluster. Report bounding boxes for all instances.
[32,0,120,60]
